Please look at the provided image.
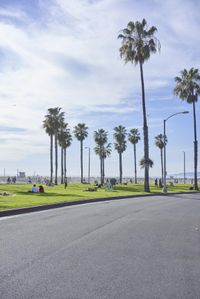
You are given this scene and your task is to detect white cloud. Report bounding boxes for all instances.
[0,7,26,20]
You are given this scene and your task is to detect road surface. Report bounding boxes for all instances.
[0,193,200,298]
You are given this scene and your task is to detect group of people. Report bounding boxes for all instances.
[31,184,44,193]
[31,180,68,192]
[7,176,17,184]
[154,178,163,188]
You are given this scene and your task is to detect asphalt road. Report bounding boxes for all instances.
[0,194,200,299]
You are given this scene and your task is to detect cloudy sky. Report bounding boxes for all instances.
[0,0,200,179]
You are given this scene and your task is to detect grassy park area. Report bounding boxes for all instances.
[0,183,198,212]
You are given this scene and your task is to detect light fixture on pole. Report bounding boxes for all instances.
[85,147,91,184]
[163,111,189,193]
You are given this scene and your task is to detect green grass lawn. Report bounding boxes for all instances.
[0,183,198,211]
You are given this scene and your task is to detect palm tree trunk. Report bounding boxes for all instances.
[61,147,63,184]
[55,133,58,185]
[192,101,198,190]
[134,144,137,184]
[102,158,105,184]
[64,148,67,179]
[100,157,103,185]
[119,152,122,184]
[161,148,164,184]
[80,140,83,183]
[139,61,150,192]
[50,134,53,183]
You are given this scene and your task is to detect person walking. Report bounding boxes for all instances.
[64,177,68,189]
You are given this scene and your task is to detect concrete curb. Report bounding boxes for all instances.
[0,191,199,218]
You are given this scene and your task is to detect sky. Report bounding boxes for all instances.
[0,0,200,179]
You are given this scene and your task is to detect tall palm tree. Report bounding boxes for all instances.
[58,121,66,184]
[94,129,108,184]
[63,130,72,181]
[118,19,160,192]
[101,144,112,181]
[73,123,88,183]
[58,123,72,184]
[174,68,200,190]
[155,134,168,184]
[94,142,112,184]
[128,128,140,184]
[43,115,54,183]
[47,107,65,185]
[113,125,127,184]
[58,125,72,183]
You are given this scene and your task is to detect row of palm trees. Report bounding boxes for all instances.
[94,126,139,185]
[43,109,168,186]
[43,108,72,184]
[43,111,141,184]
[118,19,200,191]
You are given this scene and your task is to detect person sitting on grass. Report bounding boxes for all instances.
[39,185,44,193]
[31,184,38,193]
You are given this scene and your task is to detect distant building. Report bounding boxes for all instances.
[18,172,26,178]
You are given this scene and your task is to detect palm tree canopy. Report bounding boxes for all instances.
[73,123,88,141]
[113,125,127,154]
[118,19,160,65]
[49,107,65,132]
[155,134,167,150]
[43,117,54,136]
[94,129,108,146]
[128,128,141,145]
[174,68,200,103]
[140,157,154,169]
[102,143,112,158]
[43,107,65,135]
[58,125,72,149]
[94,143,112,159]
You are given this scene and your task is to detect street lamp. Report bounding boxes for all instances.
[163,111,189,193]
[85,147,91,184]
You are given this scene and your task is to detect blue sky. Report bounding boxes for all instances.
[0,0,200,178]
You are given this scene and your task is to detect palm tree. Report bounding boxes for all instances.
[118,19,160,192]
[128,128,141,184]
[94,129,109,184]
[140,157,154,169]
[58,123,72,184]
[155,134,167,184]
[50,108,65,185]
[58,121,66,184]
[43,115,54,183]
[113,125,127,184]
[174,68,200,190]
[63,131,72,181]
[102,144,112,181]
[94,142,112,184]
[73,123,88,183]
[58,124,72,184]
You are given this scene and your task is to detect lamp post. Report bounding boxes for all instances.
[183,151,186,184]
[163,111,189,193]
[85,147,91,184]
